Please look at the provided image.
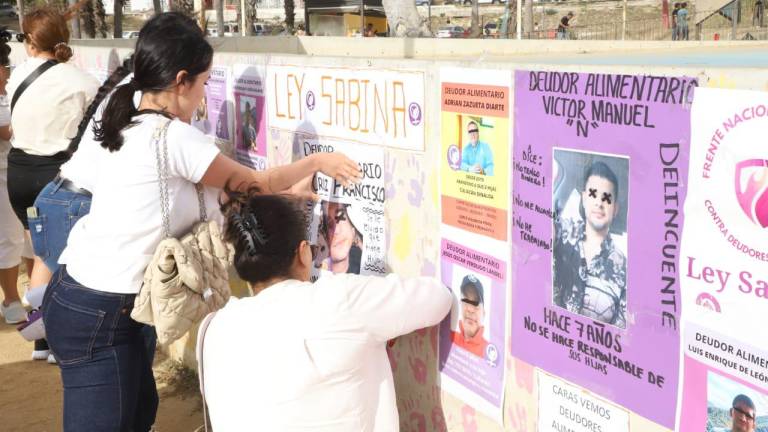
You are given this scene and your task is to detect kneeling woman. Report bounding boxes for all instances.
[200,190,452,431]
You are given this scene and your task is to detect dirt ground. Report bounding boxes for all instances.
[0,269,204,432]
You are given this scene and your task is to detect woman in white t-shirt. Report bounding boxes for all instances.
[42,13,360,432]
[200,190,452,432]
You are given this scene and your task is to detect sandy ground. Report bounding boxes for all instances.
[0,269,204,432]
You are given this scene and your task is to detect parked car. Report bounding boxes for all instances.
[415,0,430,5]
[0,5,17,18]
[253,23,273,36]
[463,0,505,4]
[483,22,499,37]
[436,25,466,38]
[122,30,139,38]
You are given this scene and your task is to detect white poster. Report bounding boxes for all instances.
[301,137,386,279]
[267,64,425,151]
[677,87,768,431]
[681,88,768,345]
[537,370,630,432]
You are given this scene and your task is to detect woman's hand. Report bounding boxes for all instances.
[287,174,319,202]
[312,152,362,187]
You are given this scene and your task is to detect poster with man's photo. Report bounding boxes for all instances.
[300,136,385,279]
[438,227,507,423]
[440,68,510,243]
[233,64,267,170]
[677,88,768,431]
[511,69,697,428]
[191,66,233,156]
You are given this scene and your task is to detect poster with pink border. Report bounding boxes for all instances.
[233,64,267,170]
[678,87,768,430]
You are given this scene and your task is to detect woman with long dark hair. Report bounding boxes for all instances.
[43,12,359,431]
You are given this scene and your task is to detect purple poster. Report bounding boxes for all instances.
[233,64,267,171]
[439,237,506,421]
[205,66,231,142]
[511,70,697,427]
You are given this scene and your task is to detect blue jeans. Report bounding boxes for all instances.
[28,179,92,272]
[42,267,158,432]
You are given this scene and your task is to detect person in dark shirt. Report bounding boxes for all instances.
[672,3,680,40]
[557,12,574,39]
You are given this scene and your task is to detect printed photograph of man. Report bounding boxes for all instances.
[729,394,757,432]
[239,99,258,151]
[451,274,489,358]
[553,153,628,329]
[321,201,364,274]
[460,121,494,176]
[705,372,767,432]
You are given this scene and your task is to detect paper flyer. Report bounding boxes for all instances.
[300,136,386,278]
[266,64,425,151]
[438,68,511,423]
[537,370,630,432]
[511,70,698,428]
[192,65,232,152]
[438,228,507,423]
[677,88,768,431]
[439,68,511,242]
[233,64,267,170]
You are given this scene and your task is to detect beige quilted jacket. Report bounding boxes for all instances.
[131,220,234,346]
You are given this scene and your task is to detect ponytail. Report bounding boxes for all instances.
[93,82,138,152]
[67,55,133,155]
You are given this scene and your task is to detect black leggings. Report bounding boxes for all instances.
[7,148,68,229]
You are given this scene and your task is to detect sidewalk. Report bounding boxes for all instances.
[0,273,203,431]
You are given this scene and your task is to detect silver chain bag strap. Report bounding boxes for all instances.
[131,118,233,346]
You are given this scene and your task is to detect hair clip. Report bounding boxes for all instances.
[231,213,257,256]
[244,212,268,247]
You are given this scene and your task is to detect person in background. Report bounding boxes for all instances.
[43,13,360,431]
[672,3,680,40]
[200,189,452,431]
[557,12,574,40]
[0,36,33,326]
[6,6,98,361]
[676,2,689,40]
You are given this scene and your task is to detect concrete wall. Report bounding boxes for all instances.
[19,37,768,432]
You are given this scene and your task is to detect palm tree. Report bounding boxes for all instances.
[214,0,224,36]
[470,0,480,37]
[95,0,108,37]
[153,0,162,14]
[284,0,294,32]
[381,0,431,36]
[113,0,123,38]
[83,0,96,37]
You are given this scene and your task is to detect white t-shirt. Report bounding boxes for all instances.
[0,95,11,170]
[8,57,99,156]
[201,274,453,432]
[60,114,220,294]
